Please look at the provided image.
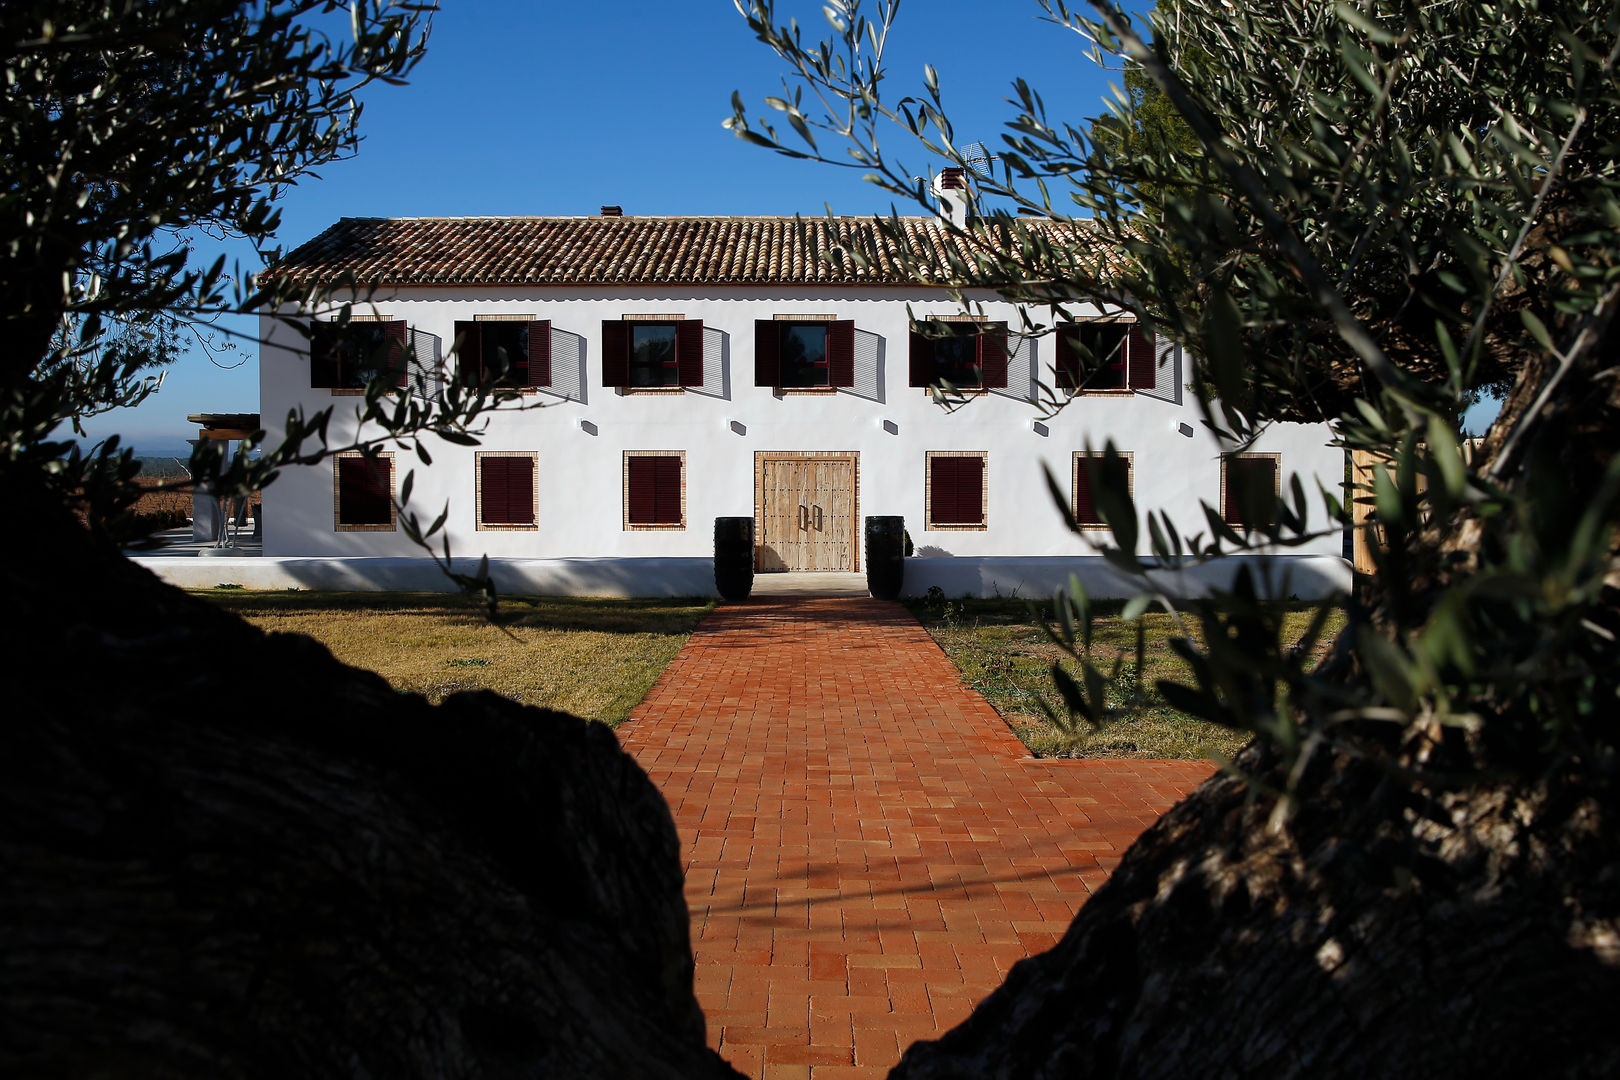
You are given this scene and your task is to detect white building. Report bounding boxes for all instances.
[257,202,1349,599]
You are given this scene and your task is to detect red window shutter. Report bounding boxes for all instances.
[979,323,1008,389]
[310,322,340,388]
[654,456,682,523]
[909,327,933,387]
[1226,456,1278,526]
[1128,323,1156,390]
[627,457,655,523]
[828,320,855,387]
[754,320,780,387]
[676,320,705,387]
[455,321,482,387]
[1074,456,1098,525]
[339,457,392,525]
[481,456,535,525]
[384,321,409,387]
[931,456,983,525]
[1055,327,1081,390]
[602,320,630,386]
[527,320,551,387]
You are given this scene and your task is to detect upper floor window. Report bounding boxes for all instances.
[1056,321,1157,393]
[454,320,551,389]
[603,319,704,389]
[310,320,408,390]
[909,320,1008,391]
[754,319,855,389]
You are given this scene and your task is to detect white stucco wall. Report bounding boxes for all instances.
[258,284,1347,591]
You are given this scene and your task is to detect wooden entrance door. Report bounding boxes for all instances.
[758,456,856,571]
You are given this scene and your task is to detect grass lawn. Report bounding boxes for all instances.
[200,591,715,726]
[907,597,1346,760]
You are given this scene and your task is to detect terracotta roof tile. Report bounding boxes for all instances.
[264,215,1098,289]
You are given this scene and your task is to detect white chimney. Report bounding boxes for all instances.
[931,167,971,229]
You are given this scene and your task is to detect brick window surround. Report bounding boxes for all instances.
[624,451,686,529]
[1072,451,1135,530]
[1222,453,1282,528]
[333,452,396,531]
[926,451,989,530]
[476,451,539,530]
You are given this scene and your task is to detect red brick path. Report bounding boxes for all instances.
[619,597,1211,1079]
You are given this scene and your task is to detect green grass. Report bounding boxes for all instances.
[199,591,714,725]
[907,597,1345,760]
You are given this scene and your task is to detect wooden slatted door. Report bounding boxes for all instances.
[758,456,856,571]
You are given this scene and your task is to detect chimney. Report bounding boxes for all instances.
[600,205,623,217]
[930,168,970,229]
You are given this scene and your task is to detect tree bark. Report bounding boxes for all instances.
[0,475,741,1079]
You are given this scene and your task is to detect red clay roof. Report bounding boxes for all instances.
[265,215,1097,288]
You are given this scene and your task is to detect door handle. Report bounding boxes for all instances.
[799,504,809,531]
[814,505,824,531]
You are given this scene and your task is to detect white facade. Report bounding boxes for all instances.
[259,287,1347,598]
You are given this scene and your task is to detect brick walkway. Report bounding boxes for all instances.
[619,597,1211,1079]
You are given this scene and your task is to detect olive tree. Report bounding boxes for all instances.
[2,0,512,593]
[730,1,1620,1072]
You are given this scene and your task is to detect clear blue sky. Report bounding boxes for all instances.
[86,0,1144,453]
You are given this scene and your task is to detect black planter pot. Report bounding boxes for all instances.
[713,517,755,601]
[865,516,905,601]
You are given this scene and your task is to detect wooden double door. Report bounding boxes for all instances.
[757,454,857,572]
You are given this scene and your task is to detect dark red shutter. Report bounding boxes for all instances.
[654,456,682,523]
[310,322,339,388]
[1225,457,1276,525]
[755,320,780,387]
[481,456,535,525]
[1055,327,1081,390]
[979,323,1008,389]
[455,321,481,387]
[931,456,984,525]
[828,320,855,387]
[339,457,392,525]
[1128,323,1156,390]
[602,321,630,387]
[676,320,704,387]
[627,457,655,523]
[1074,456,1098,525]
[384,321,409,387]
[910,327,933,387]
[527,320,551,387]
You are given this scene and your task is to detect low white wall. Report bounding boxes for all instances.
[130,556,718,597]
[900,554,1351,601]
[131,553,1351,601]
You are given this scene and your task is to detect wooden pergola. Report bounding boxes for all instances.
[186,413,261,442]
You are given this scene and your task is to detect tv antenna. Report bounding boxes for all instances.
[961,142,993,175]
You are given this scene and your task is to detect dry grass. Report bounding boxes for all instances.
[200,591,714,725]
[908,598,1346,760]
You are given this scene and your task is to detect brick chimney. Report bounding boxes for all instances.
[600,205,623,217]
[931,168,970,229]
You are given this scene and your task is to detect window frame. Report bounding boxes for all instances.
[332,452,396,532]
[755,316,856,392]
[1057,322,1130,393]
[909,318,1009,393]
[475,451,539,531]
[311,317,408,394]
[925,450,989,531]
[1222,452,1282,529]
[1071,451,1135,530]
[623,451,687,530]
[455,317,551,392]
[602,316,704,393]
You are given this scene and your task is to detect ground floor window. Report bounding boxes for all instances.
[1072,450,1134,529]
[926,451,988,529]
[334,453,395,531]
[476,452,538,529]
[624,451,685,529]
[1223,453,1281,528]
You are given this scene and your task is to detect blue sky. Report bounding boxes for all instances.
[85,0,1142,453]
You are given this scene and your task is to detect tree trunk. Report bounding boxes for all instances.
[0,474,742,1079]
